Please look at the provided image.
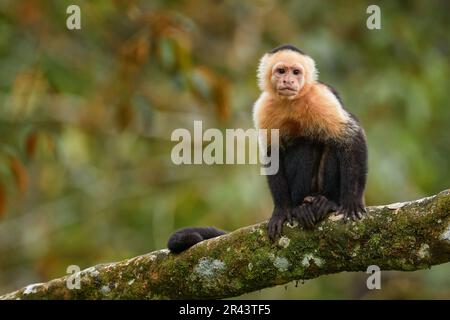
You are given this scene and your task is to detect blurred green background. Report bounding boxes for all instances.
[0,0,449,299]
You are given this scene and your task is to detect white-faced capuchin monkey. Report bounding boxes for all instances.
[167,44,368,253]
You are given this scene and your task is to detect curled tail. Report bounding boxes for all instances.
[167,227,227,253]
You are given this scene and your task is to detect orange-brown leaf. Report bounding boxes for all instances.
[116,103,135,130]
[25,131,39,159]
[0,183,6,218]
[9,157,28,194]
[213,77,231,121]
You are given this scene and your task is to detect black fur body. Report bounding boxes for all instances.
[266,110,368,238]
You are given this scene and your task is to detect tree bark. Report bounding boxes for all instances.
[1,189,450,300]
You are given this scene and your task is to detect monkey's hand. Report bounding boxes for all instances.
[338,200,366,222]
[292,204,316,229]
[268,207,292,240]
[305,195,339,221]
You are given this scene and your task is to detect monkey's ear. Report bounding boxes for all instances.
[257,53,271,92]
[303,55,319,83]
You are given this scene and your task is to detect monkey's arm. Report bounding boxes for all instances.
[266,150,294,240]
[337,126,368,220]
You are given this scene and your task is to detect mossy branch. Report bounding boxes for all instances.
[1,189,450,300]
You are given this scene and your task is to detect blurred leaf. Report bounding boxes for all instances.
[42,57,90,94]
[188,67,231,120]
[120,32,150,67]
[157,37,176,70]
[188,67,213,102]
[116,102,135,131]
[212,77,231,121]
[0,182,6,219]
[25,131,39,159]
[9,156,28,194]
[41,132,56,159]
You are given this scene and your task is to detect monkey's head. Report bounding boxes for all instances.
[257,45,318,100]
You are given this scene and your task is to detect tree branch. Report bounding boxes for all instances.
[1,189,450,300]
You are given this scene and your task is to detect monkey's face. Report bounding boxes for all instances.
[270,62,305,98]
[257,49,317,97]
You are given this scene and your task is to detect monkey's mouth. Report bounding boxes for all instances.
[278,87,298,95]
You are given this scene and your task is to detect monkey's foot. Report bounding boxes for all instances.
[268,207,292,240]
[339,201,366,222]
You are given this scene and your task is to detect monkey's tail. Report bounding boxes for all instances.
[167,227,227,253]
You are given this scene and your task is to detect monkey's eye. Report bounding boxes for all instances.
[293,69,301,75]
[277,68,285,74]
